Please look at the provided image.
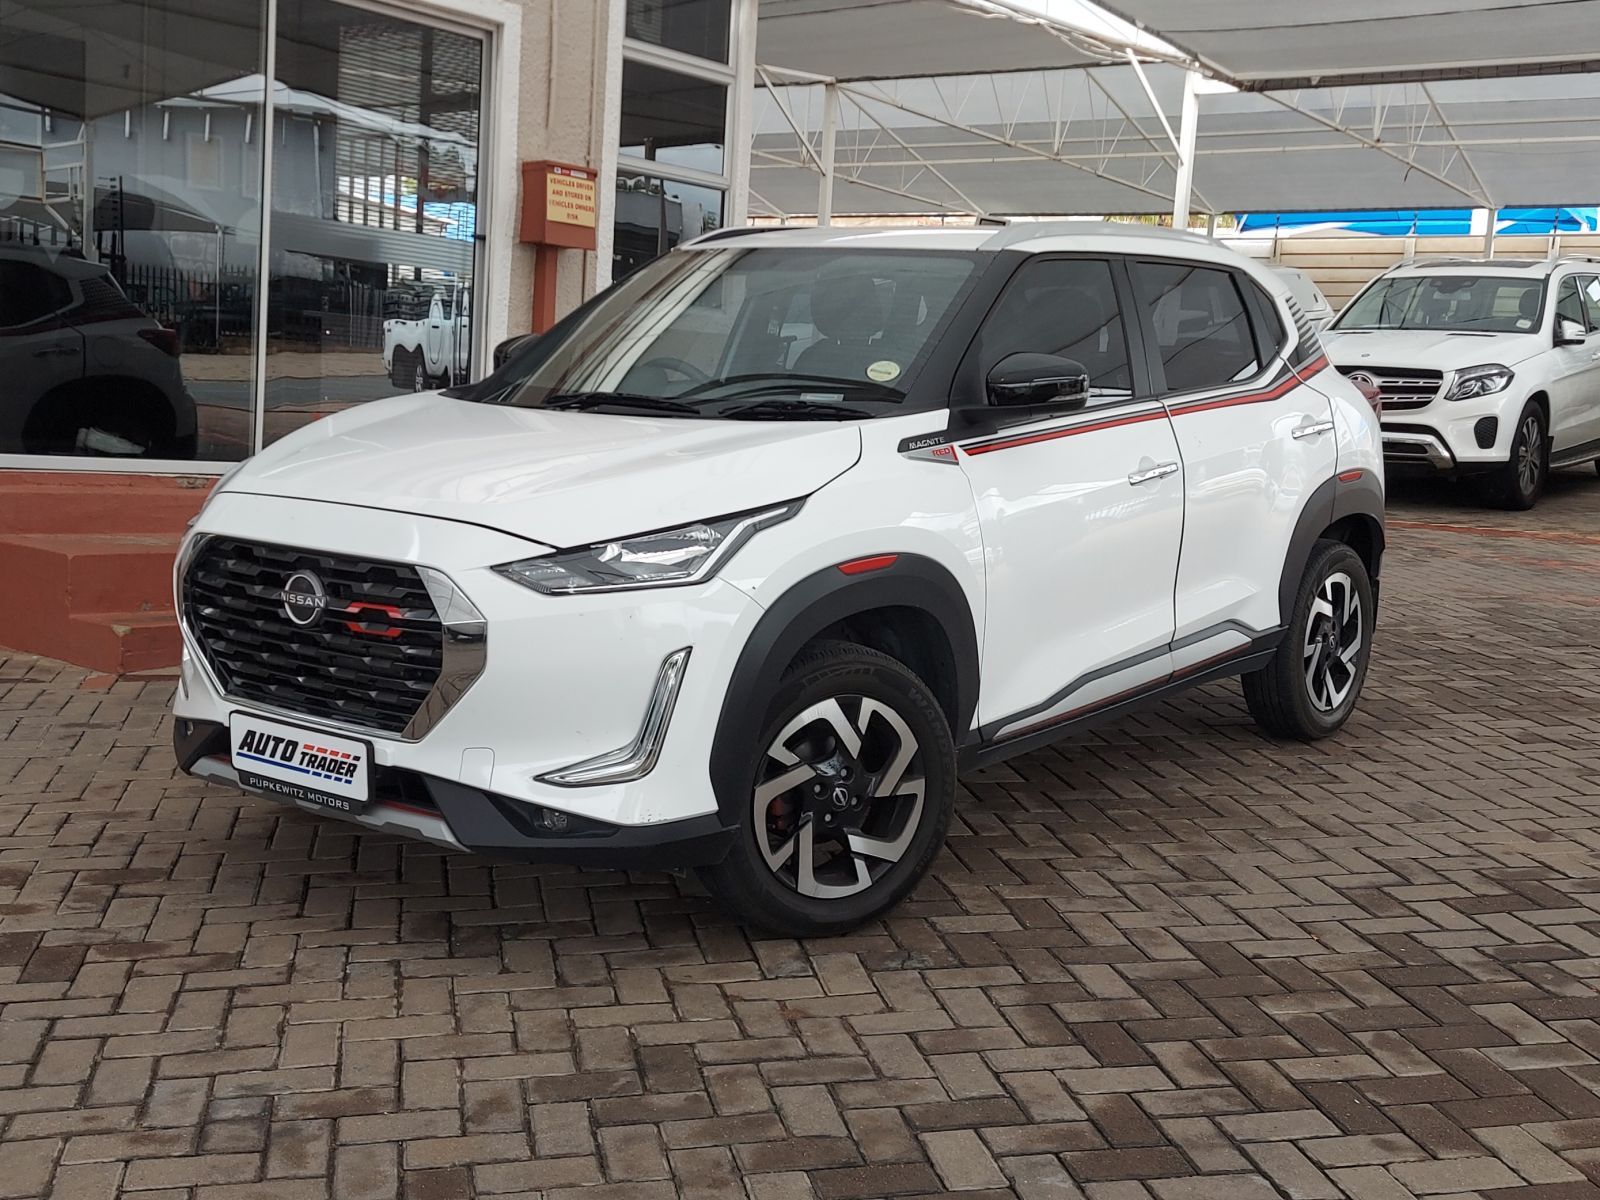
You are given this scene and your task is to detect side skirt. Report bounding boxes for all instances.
[959,636,1281,773]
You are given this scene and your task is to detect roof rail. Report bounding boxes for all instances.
[680,226,769,248]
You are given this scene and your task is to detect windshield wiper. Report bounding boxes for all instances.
[675,372,904,401]
[544,392,701,416]
[721,399,874,421]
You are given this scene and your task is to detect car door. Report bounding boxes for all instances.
[1549,273,1600,458]
[956,256,1183,739]
[1130,258,1337,650]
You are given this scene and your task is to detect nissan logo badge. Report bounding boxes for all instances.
[281,570,327,627]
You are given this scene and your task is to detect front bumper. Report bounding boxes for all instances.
[1380,393,1522,473]
[175,719,734,868]
[175,492,767,854]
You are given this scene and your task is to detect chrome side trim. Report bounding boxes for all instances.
[190,756,466,851]
[1382,431,1455,469]
[404,567,488,741]
[539,648,692,787]
[178,535,488,744]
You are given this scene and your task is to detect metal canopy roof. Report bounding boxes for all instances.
[1100,0,1600,89]
[750,2,1600,221]
[755,0,1179,82]
[751,64,1600,217]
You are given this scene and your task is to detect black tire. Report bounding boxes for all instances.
[1478,402,1547,510]
[697,640,955,938]
[389,349,411,390]
[1243,539,1374,741]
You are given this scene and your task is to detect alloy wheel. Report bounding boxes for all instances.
[1516,413,1542,497]
[413,362,428,392]
[753,695,925,899]
[1303,570,1363,713]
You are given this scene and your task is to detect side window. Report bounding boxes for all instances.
[1244,279,1288,360]
[1555,277,1590,333]
[1582,276,1600,333]
[979,258,1133,403]
[1133,261,1261,393]
[0,261,69,328]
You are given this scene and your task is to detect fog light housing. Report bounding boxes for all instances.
[1474,416,1498,449]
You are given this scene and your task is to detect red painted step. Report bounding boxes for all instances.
[0,470,212,674]
[0,471,211,534]
[66,611,185,676]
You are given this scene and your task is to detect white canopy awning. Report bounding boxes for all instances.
[1099,0,1600,89]
[751,1,1600,220]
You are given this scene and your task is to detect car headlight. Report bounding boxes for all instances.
[1445,364,1514,401]
[495,502,802,594]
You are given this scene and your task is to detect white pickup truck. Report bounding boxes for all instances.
[383,282,471,391]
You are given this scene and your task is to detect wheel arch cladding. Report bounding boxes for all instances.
[710,555,980,826]
[1279,471,1385,622]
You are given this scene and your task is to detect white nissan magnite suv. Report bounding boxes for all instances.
[1325,255,1600,508]
[174,223,1384,936]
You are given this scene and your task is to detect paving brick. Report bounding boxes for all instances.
[3,488,1600,1198]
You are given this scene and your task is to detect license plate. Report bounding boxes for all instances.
[229,712,372,815]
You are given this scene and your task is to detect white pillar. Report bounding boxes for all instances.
[723,0,758,228]
[1171,69,1199,231]
[817,82,839,226]
[1481,215,1497,257]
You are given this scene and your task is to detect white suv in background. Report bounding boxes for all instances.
[173,222,1384,936]
[1325,256,1600,509]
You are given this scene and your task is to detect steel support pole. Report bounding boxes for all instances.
[1171,69,1199,230]
[817,82,839,226]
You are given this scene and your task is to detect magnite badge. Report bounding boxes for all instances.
[866,360,902,383]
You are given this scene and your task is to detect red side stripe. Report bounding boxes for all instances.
[964,409,1168,456]
[958,358,1331,457]
[1169,357,1327,418]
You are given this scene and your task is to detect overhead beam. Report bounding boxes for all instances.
[1238,58,1600,93]
[841,81,1179,206]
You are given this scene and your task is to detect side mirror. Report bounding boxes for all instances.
[493,332,538,370]
[1556,318,1588,346]
[986,352,1090,409]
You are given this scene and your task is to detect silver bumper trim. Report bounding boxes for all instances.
[191,756,467,851]
[538,647,692,787]
[1382,430,1456,470]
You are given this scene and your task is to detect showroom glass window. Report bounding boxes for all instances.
[0,0,266,462]
[616,0,739,281]
[262,0,484,447]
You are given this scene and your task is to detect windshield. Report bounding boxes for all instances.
[491,246,984,419]
[1334,275,1544,333]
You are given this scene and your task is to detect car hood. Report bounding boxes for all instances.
[1323,327,1546,371]
[226,394,863,547]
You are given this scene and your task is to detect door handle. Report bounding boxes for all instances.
[1292,421,1335,440]
[32,344,80,358]
[1128,462,1179,485]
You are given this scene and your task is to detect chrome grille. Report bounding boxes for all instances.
[1336,365,1443,411]
[183,538,444,735]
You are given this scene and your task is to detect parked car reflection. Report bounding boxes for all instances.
[0,245,197,458]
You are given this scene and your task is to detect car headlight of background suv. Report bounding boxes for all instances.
[495,502,802,594]
[1445,364,1514,401]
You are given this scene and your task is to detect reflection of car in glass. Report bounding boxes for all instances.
[384,282,471,390]
[0,246,196,458]
[175,223,1383,936]
[1325,256,1600,509]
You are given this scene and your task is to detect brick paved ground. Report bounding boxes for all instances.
[1,467,1599,1200]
